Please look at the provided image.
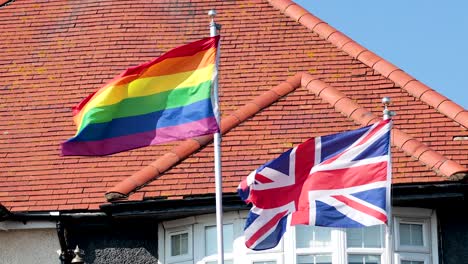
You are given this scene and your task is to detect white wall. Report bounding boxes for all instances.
[0,222,60,264]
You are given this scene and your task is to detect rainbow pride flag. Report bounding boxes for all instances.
[61,36,220,156]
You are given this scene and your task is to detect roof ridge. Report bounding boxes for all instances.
[301,73,468,180]
[105,73,303,201]
[268,0,468,129]
[105,72,467,202]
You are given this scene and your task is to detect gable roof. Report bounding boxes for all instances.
[0,0,466,213]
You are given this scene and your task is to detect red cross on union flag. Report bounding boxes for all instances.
[238,120,391,250]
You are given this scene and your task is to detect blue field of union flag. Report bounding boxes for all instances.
[238,120,391,250]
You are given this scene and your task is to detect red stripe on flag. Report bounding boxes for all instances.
[332,195,387,223]
[307,162,387,190]
[245,210,288,249]
[120,36,219,78]
[294,138,317,181]
[255,173,274,184]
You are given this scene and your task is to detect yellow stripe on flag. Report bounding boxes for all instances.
[74,64,215,128]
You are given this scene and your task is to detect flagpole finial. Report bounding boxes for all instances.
[382,97,391,106]
[208,9,221,36]
[208,9,217,17]
[382,97,395,120]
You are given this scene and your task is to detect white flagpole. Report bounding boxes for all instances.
[382,97,394,264]
[209,9,224,264]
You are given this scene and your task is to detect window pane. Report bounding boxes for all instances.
[206,260,233,264]
[364,226,381,247]
[297,254,332,264]
[296,225,331,248]
[412,225,423,245]
[399,223,424,246]
[171,232,188,256]
[348,254,381,264]
[401,261,424,264]
[205,224,234,255]
[400,223,410,244]
[347,226,382,248]
[252,261,276,264]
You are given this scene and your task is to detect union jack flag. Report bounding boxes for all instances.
[238,120,391,250]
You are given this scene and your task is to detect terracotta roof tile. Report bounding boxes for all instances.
[1,0,466,211]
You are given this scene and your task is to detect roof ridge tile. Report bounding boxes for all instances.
[105,73,303,201]
[297,13,323,30]
[269,0,294,13]
[283,3,309,21]
[301,73,468,178]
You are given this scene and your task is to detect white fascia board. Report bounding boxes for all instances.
[0,220,56,231]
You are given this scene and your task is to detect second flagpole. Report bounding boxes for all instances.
[383,97,394,264]
[209,9,225,264]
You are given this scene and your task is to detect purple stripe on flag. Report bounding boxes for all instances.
[61,117,218,156]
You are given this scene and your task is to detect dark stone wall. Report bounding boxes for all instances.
[65,218,158,264]
[437,203,468,264]
[393,184,468,264]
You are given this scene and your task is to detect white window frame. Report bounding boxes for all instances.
[394,218,430,253]
[346,225,386,264]
[395,253,430,264]
[246,252,284,264]
[193,212,240,264]
[164,225,193,264]
[285,225,336,263]
[160,216,196,264]
[393,207,438,264]
[158,207,438,264]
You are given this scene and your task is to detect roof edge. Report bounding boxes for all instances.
[301,73,468,178]
[268,0,468,129]
[105,73,303,201]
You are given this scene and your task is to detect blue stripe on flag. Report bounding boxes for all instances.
[245,212,260,230]
[352,131,390,161]
[257,148,292,176]
[315,200,365,227]
[350,188,387,211]
[320,125,370,163]
[238,185,250,202]
[69,99,214,141]
[253,214,288,250]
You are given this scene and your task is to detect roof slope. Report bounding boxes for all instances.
[0,0,467,212]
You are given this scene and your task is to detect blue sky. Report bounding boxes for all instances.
[294,0,468,109]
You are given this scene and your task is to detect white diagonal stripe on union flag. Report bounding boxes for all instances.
[310,156,388,174]
[308,181,387,200]
[245,202,295,249]
[318,195,386,226]
[341,193,387,216]
[251,167,294,190]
